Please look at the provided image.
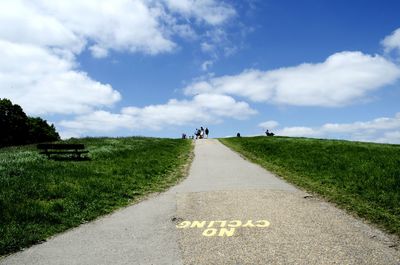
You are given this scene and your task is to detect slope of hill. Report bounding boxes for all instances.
[220,136,400,237]
[0,137,192,255]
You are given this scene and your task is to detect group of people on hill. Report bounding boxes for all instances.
[182,127,209,139]
[195,127,209,139]
[182,127,273,139]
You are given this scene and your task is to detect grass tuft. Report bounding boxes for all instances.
[220,136,400,236]
[0,137,193,256]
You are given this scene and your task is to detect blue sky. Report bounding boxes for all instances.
[1,0,400,143]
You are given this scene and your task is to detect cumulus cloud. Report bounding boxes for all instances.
[0,0,173,116]
[382,28,400,54]
[0,0,236,57]
[59,93,256,137]
[201,42,215,53]
[258,120,279,130]
[0,0,237,117]
[185,51,400,107]
[0,1,84,52]
[201,60,214,71]
[0,0,183,56]
[199,27,240,60]
[276,127,321,138]
[162,0,236,25]
[0,40,121,115]
[89,45,109,59]
[275,113,400,144]
[376,131,400,144]
[34,0,178,56]
[0,0,175,54]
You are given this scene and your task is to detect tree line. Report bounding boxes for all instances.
[0,98,60,147]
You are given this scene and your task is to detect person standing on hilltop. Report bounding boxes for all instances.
[205,127,209,138]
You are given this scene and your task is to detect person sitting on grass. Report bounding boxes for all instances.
[265,129,275,136]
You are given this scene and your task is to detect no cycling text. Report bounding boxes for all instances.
[176,220,271,237]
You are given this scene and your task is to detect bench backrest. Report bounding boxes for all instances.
[37,144,85,150]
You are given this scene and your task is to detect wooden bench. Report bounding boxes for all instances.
[37,143,89,159]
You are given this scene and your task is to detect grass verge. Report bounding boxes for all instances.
[0,137,193,256]
[219,136,400,236]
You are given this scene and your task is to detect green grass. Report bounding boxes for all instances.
[220,136,400,236]
[0,137,192,256]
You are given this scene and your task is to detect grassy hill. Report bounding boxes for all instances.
[0,137,192,256]
[220,136,400,237]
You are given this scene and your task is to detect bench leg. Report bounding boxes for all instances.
[74,150,81,159]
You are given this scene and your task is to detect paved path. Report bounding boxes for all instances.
[2,139,399,264]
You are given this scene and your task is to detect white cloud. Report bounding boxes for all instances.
[382,28,400,54]
[321,115,400,133]
[275,113,400,144]
[185,51,400,107]
[59,111,135,134]
[0,0,84,53]
[35,0,178,56]
[200,28,238,58]
[0,40,121,115]
[276,127,320,138]
[0,0,238,117]
[376,131,400,144]
[59,93,256,137]
[0,0,237,58]
[0,0,176,116]
[162,0,236,25]
[201,42,215,53]
[201,60,214,71]
[0,0,176,56]
[258,120,279,130]
[89,45,109,59]
[169,23,197,40]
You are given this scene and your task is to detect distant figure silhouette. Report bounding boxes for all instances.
[195,128,200,139]
[265,129,275,137]
[237,132,241,137]
[205,127,209,138]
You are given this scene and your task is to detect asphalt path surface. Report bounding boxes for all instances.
[2,139,399,264]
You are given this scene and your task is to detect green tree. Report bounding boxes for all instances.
[28,117,60,143]
[0,98,60,147]
[0,98,29,146]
